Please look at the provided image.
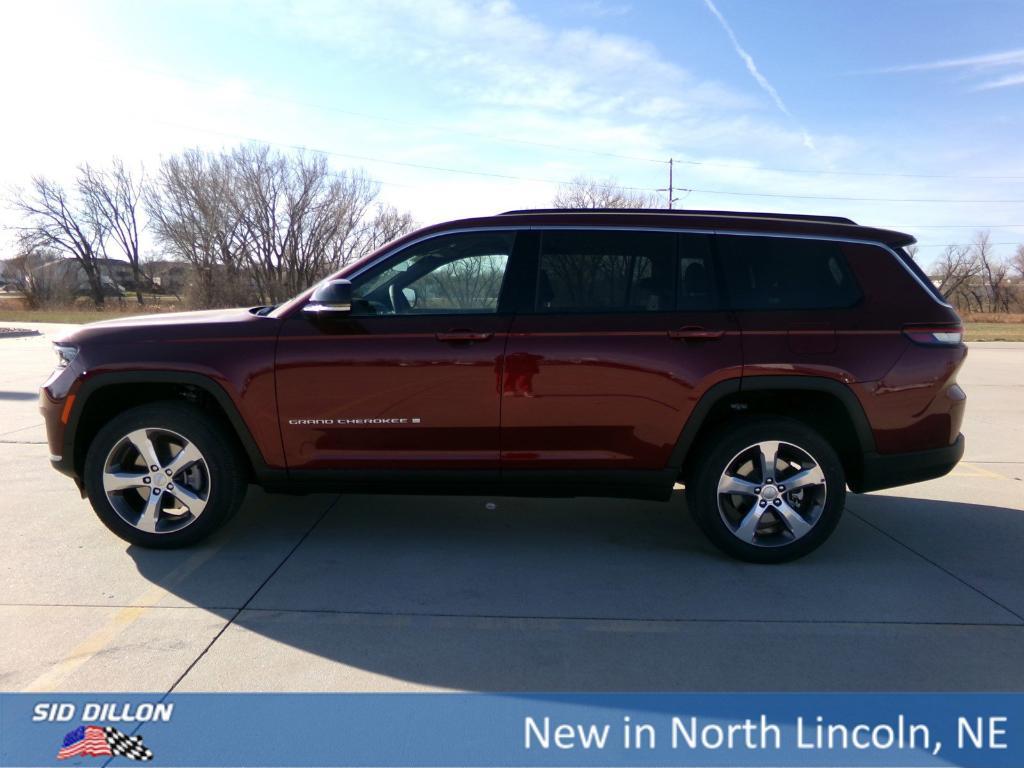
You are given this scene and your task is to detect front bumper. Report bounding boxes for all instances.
[39,367,81,482]
[853,433,965,493]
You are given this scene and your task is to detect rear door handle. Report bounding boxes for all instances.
[668,326,726,341]
[435,330,494,342]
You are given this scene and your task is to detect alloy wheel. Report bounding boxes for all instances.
[716,440,827,548]
[101,427,211,534]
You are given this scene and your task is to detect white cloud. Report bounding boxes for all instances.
[1,0,1022,268]
[269,0,754,120]
[875,48,1024,73]
[869,47,1024,91]
[571,1,633,18]
[974,72,1024,91]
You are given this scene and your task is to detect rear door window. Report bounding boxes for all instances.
[716,235,861,310]
[677,233,719,310]
[535,230,721,313]
[536,230,675,312]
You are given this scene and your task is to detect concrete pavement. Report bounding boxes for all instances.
[1,323,1021,692]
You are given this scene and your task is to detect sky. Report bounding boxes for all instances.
[1,0,1023,268]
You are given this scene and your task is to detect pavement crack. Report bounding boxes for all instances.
[161,494,341,695]
[848,508,1024,625]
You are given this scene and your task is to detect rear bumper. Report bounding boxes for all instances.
[853,433,965,493]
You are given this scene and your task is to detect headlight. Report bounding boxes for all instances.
[54,344,79,368]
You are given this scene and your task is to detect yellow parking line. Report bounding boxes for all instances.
[22,545,225,693]
[950,462,1006,479]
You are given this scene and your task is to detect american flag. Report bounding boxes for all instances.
[57,725,154,761]
[57,726,112,759]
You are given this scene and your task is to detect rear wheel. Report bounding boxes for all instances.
[83,402,247,548]
[686,417,845,563]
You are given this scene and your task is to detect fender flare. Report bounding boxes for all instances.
[668,375,876,472]
[64,370,270,477]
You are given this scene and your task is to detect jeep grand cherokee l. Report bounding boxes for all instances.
[40,209,966,562]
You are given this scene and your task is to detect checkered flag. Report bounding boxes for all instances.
[104,727,154,761]
[58,726,154,761]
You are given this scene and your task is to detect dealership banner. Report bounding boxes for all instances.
[1,693,1020,767]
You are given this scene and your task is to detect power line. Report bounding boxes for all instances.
[683,187,1024,203]
[98,58,1024,183]
[151,119,660,193]
[104,59,668,167]
[157,118,1024,205]
[670,157,1024,181]
[880,224,1024,228]
[912,242,1021,248]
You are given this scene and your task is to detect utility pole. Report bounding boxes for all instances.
[658,157,679,209]
[668,157,674,209]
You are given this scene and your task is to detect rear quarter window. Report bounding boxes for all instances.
[894,245,950,305]
[716,235,861,310]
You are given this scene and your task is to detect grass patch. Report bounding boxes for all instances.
[961,312,1024,324]
[964,322,1024,342]
[0,309,178,323]
[0,296,184,324]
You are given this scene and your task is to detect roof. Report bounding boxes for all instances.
[471,209,914,246]
[337,208,917,282]
[499,208,858,225]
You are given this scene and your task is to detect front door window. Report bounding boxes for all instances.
[351,232,513,315]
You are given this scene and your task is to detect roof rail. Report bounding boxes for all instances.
[497,208,857,225]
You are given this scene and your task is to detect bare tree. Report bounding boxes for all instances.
[79,159,147,304]
[340,203,417,266]
[4,245,68,308]
[972,231,1011,312]
[552,175,660,209]
[415,254,506,310]
[228,145,381,302]
[904,244,919,262]
[149,144,414,308]
[932,244,979,306]
[1013,244,1024,279]
[8,176,107,306]
[147,148,254,308]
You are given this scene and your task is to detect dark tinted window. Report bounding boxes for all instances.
[677,233,719,310]
[717,235,861,310]
[537,230,675,312]
[896,246,948,304]
[534,230,720,313]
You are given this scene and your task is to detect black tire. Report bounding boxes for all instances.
[686,416,845,563]
[83,401,248,548]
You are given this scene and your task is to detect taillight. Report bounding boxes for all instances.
[902,325,964,346]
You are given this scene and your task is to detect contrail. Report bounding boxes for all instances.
[702,0,815,150]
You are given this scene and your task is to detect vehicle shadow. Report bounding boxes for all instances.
[0,390,40,400]
[125,488,1024,691]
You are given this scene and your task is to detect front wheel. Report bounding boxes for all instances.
[83,402,248,548]
[686,417,846,563]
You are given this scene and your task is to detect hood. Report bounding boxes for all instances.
[58,307,276,345]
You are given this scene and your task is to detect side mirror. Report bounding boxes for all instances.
[303,279,353,317]
[402,287,417,308]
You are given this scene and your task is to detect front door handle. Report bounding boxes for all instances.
[668,326,726,341]
[435,330,494,343]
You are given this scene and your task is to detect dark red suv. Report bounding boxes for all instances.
[40,209,966,562]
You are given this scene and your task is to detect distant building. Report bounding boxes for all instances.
[141,260,192,296]
[31,257,130,297]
